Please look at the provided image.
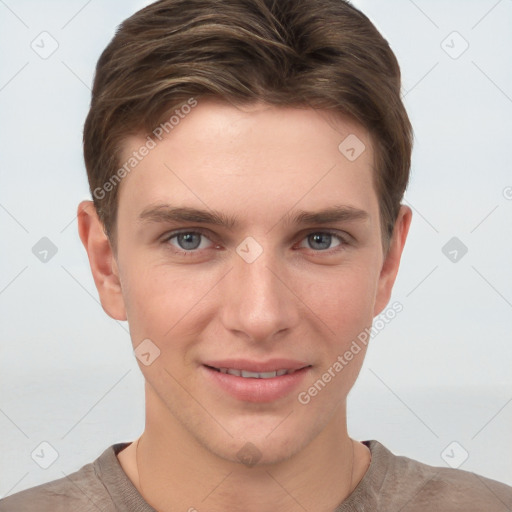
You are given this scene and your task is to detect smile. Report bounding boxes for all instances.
[202,363,312,402]
[206,366,298,378]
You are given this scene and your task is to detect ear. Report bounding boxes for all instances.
[373,205,412,316]
[77,200,127,321]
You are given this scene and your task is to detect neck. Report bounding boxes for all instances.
[119,389,370,512]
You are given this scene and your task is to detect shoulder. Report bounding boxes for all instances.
[366,440,512,511]
[0,446,120,512]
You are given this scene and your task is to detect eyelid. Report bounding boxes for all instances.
[295,229,351,252]
[162,227,350,242]
[161,228,217,246]
[161,228,218,255]
[161,227,351,256]
[297,228,351,244]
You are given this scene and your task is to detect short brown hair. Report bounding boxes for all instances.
[83,0,412,254]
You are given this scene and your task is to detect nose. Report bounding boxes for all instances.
[219,246,301,343]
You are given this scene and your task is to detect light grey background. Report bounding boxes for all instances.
[1,0,511,498]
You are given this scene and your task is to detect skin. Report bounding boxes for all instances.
[78,99,412,512]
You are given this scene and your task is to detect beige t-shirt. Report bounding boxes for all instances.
[1,440,511,511]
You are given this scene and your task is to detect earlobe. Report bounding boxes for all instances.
[373,205,412,316]
[77,200,127,321]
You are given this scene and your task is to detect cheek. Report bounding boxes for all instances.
[118,263,173,344]
[120,262,216,349]
[302,260,378,340]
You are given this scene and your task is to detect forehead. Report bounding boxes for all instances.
[116,100,378,227]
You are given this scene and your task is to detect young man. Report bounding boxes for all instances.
[1,0,511,510]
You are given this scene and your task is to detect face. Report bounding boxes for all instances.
[85,100,410,466]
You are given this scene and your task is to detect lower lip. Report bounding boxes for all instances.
[202,365,311,403]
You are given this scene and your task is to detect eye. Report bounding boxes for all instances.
[163,230,214,252]
[297,231,346,251]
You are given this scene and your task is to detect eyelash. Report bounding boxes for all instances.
[161,228,350,256]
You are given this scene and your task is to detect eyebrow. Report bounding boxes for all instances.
[137,203,369,229]
[282,205,369,226]
[138,204,239,229]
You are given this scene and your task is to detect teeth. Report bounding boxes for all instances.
[258,371,279,378]
[218,368,294,379]
[241,370,268,378]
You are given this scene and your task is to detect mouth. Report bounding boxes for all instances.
[201,360,312,402]
[204,365,306,379]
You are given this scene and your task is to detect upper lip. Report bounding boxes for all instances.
[203,359,310,372]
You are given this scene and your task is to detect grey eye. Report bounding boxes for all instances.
[170,232,206,251]
[178,233,201,250]
[305,233,340,251]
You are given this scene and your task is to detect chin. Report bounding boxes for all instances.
[199,423,314,468]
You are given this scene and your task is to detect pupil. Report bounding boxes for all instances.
[178,233,201,250]
[309,233,331,250]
